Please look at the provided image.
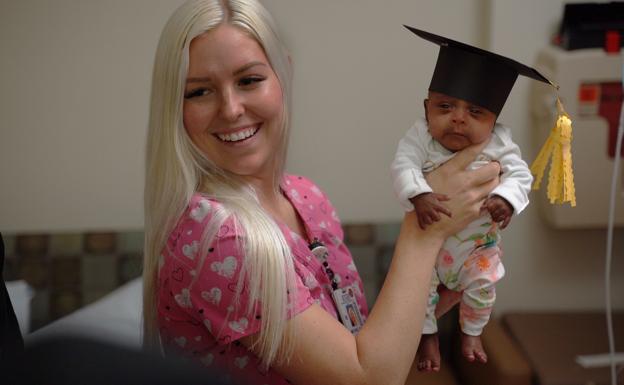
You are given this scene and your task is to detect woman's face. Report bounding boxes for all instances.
[183,24,284,179]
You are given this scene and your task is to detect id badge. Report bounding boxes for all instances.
[331,284,364,334]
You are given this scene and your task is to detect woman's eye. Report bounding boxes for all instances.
[238,76,265,87]
[184,88,212,99]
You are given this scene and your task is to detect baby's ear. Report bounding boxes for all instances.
[423,99,429,121]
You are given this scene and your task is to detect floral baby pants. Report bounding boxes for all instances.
[422,217,505,336]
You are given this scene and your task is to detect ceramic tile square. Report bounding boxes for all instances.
[3,256,19,281]
[81,254,118,291]
[84,232,117,254]
[361,278,380,309]
[50,257,81,288]
[49,233,83,256]
[118,253,143,283]
[50,288,82,320]
[118,231,144,254]
[16,234,49,257]
[83,288,115,305]
[376,244,396,278]
[349,245,377,281]
[2,234,16,256]
[373,222,401,246]
[344,224,375,245]
[30,289,50,332]
[18,256,50,289]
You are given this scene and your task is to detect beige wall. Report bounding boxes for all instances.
[486,0,624,313]
[0,0,483,232]
[1,1,622,312]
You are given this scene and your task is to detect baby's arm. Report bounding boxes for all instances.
[410,192,452,230]
[391,120,438,211]
[488,126,534,228]
[483,195,513,229]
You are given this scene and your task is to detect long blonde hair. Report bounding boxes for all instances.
[143,0,296,367]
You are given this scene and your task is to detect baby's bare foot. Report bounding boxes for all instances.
[461,332,487,363]
[417,333,441,372]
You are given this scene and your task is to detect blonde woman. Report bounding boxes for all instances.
[142,0,499,384]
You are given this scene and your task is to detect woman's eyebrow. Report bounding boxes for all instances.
[186,76,211,83]
[186,62,267,83]
[233,61,266,75]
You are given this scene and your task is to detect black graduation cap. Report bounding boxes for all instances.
[404,25,555,115]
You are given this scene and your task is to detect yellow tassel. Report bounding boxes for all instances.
[530,97,576,207]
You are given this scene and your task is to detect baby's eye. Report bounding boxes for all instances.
[238,76,265,88]
[184,87,212,99]
[469,107,483,115]
[438,103,452,110]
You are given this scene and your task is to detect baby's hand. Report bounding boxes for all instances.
[483,195,513,229]
[410,192,451,230]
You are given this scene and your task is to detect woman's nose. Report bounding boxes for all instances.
[220,89,244,121]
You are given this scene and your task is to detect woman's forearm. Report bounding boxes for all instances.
[354,211,445,385]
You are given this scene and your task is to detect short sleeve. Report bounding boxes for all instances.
[161,194,314,346]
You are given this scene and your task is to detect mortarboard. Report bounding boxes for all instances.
[403,24,554,116]
[404,25,576,206]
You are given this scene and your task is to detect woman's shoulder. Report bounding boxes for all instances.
[179,193,234,229]
[283,174,329,201]
[164,194,239,265]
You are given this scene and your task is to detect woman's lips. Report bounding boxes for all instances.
[214,124,260,143]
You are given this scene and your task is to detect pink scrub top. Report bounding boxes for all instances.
[157,174,369,384]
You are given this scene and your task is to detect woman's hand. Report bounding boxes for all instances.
[424,141,500,237]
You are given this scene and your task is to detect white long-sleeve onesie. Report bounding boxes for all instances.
[391,118,533,336]
[391,118,532,214]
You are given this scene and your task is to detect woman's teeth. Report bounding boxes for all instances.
[217,127,259,142]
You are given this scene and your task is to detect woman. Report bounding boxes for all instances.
[142,1,499,384]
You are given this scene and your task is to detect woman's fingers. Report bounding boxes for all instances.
[474,177,499,202]
[468,162,501,185]
[434,204,452,218]
[444,141,489,171]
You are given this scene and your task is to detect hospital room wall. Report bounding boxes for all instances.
[0,0,622,314]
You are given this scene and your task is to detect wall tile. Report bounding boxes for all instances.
[81,254,118,291]
[16,234,49,257]
[84,232,117,254]
[18,256,50,289]
[82,288,114,306]
[376,244,395,278]
[30,289,50,332]
[344,224,375,245]
[118,231,144,254]
[50,288,82,320]
[118,253,143,284]
[50,256,81,289]
[3,255,19,281]
[349,245,377,281]
[49,233,83,256]
[362,278,380,310]
[2,234,16,256]
[373,223,401,246]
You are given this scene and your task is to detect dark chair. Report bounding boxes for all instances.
[0,232,25,367]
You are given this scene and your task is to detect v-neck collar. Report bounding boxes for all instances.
[279,175,316,245]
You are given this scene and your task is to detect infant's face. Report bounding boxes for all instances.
[425,91,496,152]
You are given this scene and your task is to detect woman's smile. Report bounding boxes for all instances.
[214,124,261,145]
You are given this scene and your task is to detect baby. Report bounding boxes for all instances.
[391,26,548,372]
